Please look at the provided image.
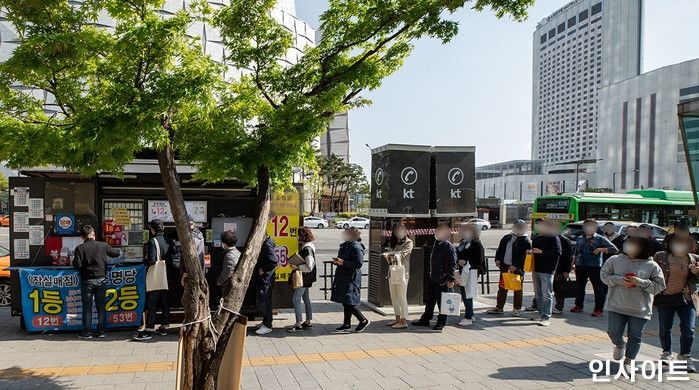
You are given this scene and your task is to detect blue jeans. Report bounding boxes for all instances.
[607,311,649,359]
[81,278,107,333]
[459,286,474,320]
[292,287,313,324]
[657,302,696,355]
[533,272,554,320]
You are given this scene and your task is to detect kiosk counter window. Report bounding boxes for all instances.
[102,200,145,263]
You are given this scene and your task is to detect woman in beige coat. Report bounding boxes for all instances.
[382,222,413,329]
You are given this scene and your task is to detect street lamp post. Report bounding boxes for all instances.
[566,156,603,192]
[612,170,639,193]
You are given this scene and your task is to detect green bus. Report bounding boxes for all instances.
[531,189,698,228]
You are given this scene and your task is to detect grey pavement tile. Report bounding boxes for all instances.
[142,381,176,390]
[101,373,135,385]
[132,371,164,383]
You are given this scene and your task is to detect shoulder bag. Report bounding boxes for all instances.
[146,238,169,292]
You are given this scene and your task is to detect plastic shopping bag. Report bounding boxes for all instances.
[502,272,522,291]
[461,268,478,299]
[439,290,462,316]
[523,252,535,273]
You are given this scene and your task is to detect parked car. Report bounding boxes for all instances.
[303,216,329,229]
[0,215,8,227]
[562,220,667,243]
[335,217,370,229]
[0,246,10,307]
[619,222,668,241]
[465,218,491,231]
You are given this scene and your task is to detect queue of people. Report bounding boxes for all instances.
[68,215,699,372]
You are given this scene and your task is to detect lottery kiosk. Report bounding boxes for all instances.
[7,156,301,331]
[367,144,476,308]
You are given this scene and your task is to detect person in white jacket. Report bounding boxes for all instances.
[288,227,316,332]
[382,223,413,329]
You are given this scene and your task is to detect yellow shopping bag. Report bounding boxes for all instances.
[502,272,523,291]
[523,252,535,273]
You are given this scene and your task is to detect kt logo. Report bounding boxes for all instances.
[448,167,464,199]
[401,167,417,199]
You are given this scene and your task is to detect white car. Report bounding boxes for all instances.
[335,217,370,229]
[466,218,491,231]
[303,216,329,229]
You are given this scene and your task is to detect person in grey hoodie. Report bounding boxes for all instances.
[601,236,666,368]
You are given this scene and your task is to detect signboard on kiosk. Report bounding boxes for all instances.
[267,190,300,282]
[370,151,388,213]
[432,146,476,216]
[18,265,146,332]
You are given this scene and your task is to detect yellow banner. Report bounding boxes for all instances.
[268,190,300,282]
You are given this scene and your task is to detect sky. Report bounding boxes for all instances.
[295,0,699,176]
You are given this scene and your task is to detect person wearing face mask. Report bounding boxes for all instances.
[413,224,458,331]
[666,221,698,255]
[572,219,617,317]
[381,222,413,329]
[331,228,369,333]
[524,218,547,313]
[455,223,485,326]
[602,222,624,260]
[529,220,562,327]
[487,220,531,316]
[601,236,666,370]
[216,230,240,297]
[653,233,699,372]
[638,224,665,257]
[287,227,316,333]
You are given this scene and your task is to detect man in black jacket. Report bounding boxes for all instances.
[526,224,574,314]
[530,220,562,326]
[487,220,531,315]
[72,225,121,339]
[412,224,457,331]
[254,236,278,335]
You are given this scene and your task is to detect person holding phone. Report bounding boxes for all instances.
[412,224,458,331]
[601,236,666,370]
[331,228,369,333]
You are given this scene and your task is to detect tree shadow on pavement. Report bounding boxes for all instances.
[489,361,592,383]
[0,367,72,389]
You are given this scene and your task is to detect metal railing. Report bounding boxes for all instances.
[319,256,501,300]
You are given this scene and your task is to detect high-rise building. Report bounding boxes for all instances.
[532,0,642,165]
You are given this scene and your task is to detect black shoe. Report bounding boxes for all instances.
[133,331,153,341]
[354,320,370,333]
[432,323,445,331]
[78,332,93,340]
[287,325,303,333]
[334,324,351,333]
[301,322,313,329]
[97,331,107,339]
[155,327,168,336]
[411,320,430,327]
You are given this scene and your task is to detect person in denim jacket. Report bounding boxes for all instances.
[572,219,618,317]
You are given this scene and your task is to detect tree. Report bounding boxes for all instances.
[0,0,534,388]
[317,154,369,211]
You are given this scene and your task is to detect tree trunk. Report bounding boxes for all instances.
[156,143,213,390]
[203,165,272,389]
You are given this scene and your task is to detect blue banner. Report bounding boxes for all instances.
[18,265,146,332]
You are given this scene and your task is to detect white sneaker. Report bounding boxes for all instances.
[512,309,521,317]
[538,319,550,327]
[552,308,562,315]
[255,325,272,335]
[613,342,626,361]
[458,318,473,327]
[677,354,696,373]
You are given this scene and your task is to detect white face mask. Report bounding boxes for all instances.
[671,243,689,255]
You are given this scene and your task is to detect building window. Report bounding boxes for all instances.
[557,23,565,34]
[568,16,576,28]
[591,2,602,16]
[579,10,588,21]
[549,29,555,39]
[541,34,547,44]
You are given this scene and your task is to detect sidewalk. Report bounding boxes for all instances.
[0,293,697,390]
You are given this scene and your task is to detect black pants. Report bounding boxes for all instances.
[146,290,170,331]
[574,265,606,311]
[256,275,275,328]
[419,279,448,326]
[343,304,366,325]
[81,278,107,333]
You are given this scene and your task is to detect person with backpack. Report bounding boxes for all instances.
[134,219,173,341]
[487,220,531,316]
[382,222,413,330]
[572,218,617,317]
[653,233,699,373]
[332,227,370,333]
[455,222,485,327]
[254,236,278,335]
[216,230,240,297]
[529,220,562,327]
[287,227,317,332]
